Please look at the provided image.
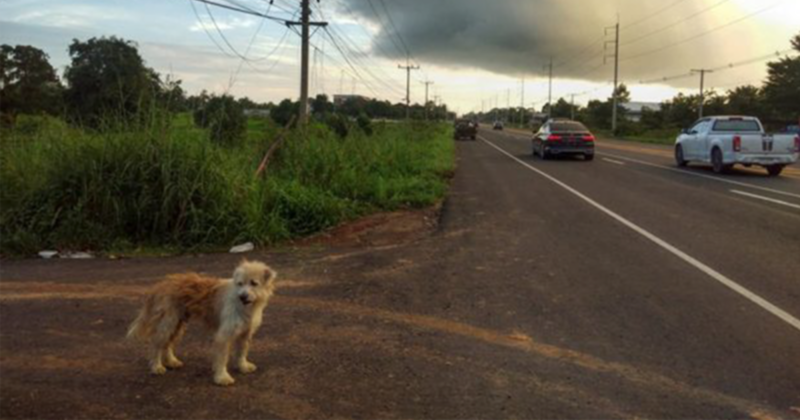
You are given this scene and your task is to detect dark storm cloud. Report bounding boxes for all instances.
[337,0,757,86]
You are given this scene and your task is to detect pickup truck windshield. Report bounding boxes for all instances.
[712,120,761,132]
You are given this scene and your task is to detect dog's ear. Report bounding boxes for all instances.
[264,266,277,284]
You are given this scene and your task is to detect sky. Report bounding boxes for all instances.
[0,0,798,114]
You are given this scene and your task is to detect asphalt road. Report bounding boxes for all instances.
[1,128,799,419]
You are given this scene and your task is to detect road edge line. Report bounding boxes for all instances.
[730,190,800,210]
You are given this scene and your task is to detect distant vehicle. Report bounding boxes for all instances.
[785,125,800,134]
[532,120,595,161]
[675,116,799,177]
[454,119,477,141]
[493,121,504,131]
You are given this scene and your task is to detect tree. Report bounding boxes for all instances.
[271,99,299,126]
[724,85,765,118]
[763,33,800,123]
[0,44,63,121]
[550,98,574,119]
[63,37,161,127]
[661,93,699,128]
[193,95,246,145]
[310,94,333,116]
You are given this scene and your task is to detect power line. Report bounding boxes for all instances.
[364,0,407,59]
[621,0,732,48]
[313,3,405,95]
[189,0,289,23]
[376,0,413,61]
[621,1,786,62]
[321,27,383,97]
[621,0,691,31]
[637,49,794,84]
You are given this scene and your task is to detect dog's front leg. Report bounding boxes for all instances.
[236,332,257,374]
[212,333,235,386]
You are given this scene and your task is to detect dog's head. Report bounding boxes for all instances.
[232,260,277,306]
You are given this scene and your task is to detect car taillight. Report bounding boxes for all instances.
[547,134,562,142]
[582,135,595,142]
[733,135,741,152]
[795,135,800,152]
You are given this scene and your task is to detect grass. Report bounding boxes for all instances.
[594,128,680,146]
[0,114,454,256]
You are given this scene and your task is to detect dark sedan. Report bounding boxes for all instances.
[532,120,595,161]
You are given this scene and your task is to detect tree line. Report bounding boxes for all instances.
[1,36,452,143]
[467,32,799,134]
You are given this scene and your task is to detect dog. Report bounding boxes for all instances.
[127,260,277,386]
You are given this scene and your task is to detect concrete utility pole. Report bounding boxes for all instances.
[287,0,327,126]
[691,69,714,118]
[548,60,554,118]
[421,80,434,120]
[571,94,576,120]
[506,88,511,122]
[520,76,525,126]
[605,20,620,134]
[398,60,420,120]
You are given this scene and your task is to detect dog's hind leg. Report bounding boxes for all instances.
[150,311,180,375]
[164,321,186,369]
[235,332,257,374]
[212,332,236,386]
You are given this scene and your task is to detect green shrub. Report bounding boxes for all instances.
[193,95,246,145]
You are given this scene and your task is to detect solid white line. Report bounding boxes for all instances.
[596,151,800,200]
[602,158,626,166]
[730,190,800,210]
[479,136,800,333]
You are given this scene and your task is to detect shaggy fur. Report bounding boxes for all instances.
[127,260,277,386]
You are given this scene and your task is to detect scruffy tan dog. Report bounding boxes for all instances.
[127,260,277,386]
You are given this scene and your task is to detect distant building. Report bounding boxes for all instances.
[244,109,270,118]
[623,102,662,122]
[333,94,370,106]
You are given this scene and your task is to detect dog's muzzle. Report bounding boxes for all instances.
[239,294,253,305]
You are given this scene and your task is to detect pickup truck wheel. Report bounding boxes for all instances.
[675,145,688,167]
[767,165,784,177]
[711,148,731,174]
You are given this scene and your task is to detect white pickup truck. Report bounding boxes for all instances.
[675,116,799,176]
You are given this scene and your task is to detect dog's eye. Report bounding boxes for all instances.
[249,280,258,287]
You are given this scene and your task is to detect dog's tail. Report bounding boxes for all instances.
[126,294,160,341]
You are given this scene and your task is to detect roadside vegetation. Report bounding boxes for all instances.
[0,37,455,255]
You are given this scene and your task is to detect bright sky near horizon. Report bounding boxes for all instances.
[1,0,798,114]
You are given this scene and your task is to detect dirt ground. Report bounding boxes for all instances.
[2,138,797,419]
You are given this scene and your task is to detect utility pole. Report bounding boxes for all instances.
[506,88,511,122]
[287,0,327,126]
[691,69,714,118]
[571,94,576,120]
[544,58,553,119]
[606,19,620,134]
[520,76,525,126]
[398,60,420,120]
[421,80,434,120]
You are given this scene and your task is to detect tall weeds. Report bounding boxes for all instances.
[0,115,453,255]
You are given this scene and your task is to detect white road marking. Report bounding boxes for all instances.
[602,158,626,166]
[479,136,800,333]
[730,190,800,210]
[597,152,800,200]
